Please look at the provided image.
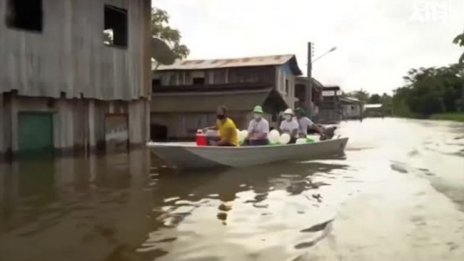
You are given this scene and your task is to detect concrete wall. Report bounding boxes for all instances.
[0,0,151,100]
[0,94,149,155]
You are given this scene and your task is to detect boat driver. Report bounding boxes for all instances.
[204,105,238,146]
[295,107,326,138]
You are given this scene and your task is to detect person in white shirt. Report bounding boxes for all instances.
[246,105,270,145]
[295,107,333,139]
[279,108,299,143]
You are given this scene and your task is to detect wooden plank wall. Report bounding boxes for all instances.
[151,112,254,139]
[275,65,296,109]
[0,95,3,152]
[228,66,275,84]
[0,94,12,154]
[154,66,277,86]
[0,0,151,101]
[128,99,148,145]
[0,95,148,153]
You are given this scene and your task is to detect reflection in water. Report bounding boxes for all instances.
[0,118,463,261]
[136,161,356,260]
[0,150,155,261]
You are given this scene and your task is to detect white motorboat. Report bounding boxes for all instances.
[147,137,349,169]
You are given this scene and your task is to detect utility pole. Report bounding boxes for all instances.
[307,42,313,116]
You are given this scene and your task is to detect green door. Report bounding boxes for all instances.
[18,112,54,155]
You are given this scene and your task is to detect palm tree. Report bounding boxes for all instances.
[454,32,464,64]
[454,31,464,111]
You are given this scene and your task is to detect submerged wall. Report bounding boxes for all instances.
[0,93,149,157]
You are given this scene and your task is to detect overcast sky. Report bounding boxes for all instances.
[153,0,464,94]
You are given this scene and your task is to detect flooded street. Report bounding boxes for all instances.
[1,118,463,261]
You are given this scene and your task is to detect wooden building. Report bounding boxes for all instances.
[0,0,152,157]
[363,104,385,118]
[319,86,342,124]
[295,77,324,118]
[151,55,302,140]
[340,96,363,120]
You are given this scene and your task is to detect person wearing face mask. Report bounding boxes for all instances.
[279,108,299,143]
[245,105,269,146]
[295,107,325,139]
[204,105,238,146]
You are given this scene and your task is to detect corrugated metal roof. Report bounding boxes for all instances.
[157,54,300,72]
[295,77,324,88]
[364,104,383,109]
[323,86,341,91]
[340,96,361,103]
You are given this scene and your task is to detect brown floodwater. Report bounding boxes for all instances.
[0,118,463,261]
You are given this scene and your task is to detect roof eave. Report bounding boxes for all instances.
[289,56,303,75]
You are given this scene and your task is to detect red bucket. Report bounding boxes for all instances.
[196,130,207,146]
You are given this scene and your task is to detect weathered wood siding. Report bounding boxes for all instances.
[154,66,276,86]
[0,95,3,152]
[275,65,296,109]
[153,65,297,109]
[342,103,362,119]
[151,112,276,140]
[227,66,275,84]
[151,112,249,139]
[0,94,148,153]
[0,0,151,100]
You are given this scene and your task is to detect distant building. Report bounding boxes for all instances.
[151,54,303,140]
[340,97,363,120]
[294,77,324,118]
[0,0,152,157]
[319,86,342,124]
[363,104,385,117]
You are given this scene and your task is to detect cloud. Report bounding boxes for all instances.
[153,0,464,94]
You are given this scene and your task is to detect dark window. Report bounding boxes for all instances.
[104,5,128,48]
[193,77,205,85]
[6,0,43,32]
[152,79,162,86]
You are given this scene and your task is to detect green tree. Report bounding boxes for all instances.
[103,8,190,60]
[368,94,381,104]
[454,32,464,63]
[454,33,464,47]
[393,65,463,116]
[349,90,370,103]
[151,8,190,59]
[453,32,464,111]
[392,87,415,117]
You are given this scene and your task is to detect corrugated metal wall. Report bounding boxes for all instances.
[0,0,151,101]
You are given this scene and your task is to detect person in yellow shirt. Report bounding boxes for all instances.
[204,105,238,146]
